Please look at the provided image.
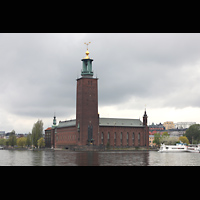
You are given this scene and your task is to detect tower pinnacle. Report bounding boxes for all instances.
[81,42,93,76]
[84,42,91,50]
[52,114,57,128]
[143,109,148,126]
[84,42,91,59]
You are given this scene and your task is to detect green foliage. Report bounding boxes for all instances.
[153,132,179,146]
[26,133,32,147]
[179,136,189,145]
[37,137,45,148]
[0,138,6,146]
[160,136,179,145]
[185,124,200,143]
[5,140,9,146]
[9,130,17,147]
[153,133,161,146]
[32,120,43,147]
[162,132,169,137]
[17,137,27,148]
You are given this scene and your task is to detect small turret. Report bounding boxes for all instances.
[52,114,57,128]
[143,109,148,126]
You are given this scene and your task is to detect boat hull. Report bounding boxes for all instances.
[158,150,188,153]
[187,150,199,153]
[158,142,188,153]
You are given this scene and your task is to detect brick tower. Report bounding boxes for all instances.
[76,44,99,146]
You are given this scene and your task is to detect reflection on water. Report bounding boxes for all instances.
[98,151,149,166]
[0,150,200,166]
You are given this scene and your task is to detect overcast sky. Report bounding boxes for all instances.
[0,33,200,133]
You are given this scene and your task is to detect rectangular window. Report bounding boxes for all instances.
[114,132,116,146]
[101,132,104,145]
[121,132,123,146]
[127,132,129,146]
[138,133,140,145]
[108,132,110,144]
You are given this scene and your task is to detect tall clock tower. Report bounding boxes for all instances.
[76,44,99,146]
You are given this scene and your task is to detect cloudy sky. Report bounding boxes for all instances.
[0,33,200,133]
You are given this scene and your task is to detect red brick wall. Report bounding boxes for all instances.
[99,126,148,147]
[55,126,77,148]
[76,77,99,146]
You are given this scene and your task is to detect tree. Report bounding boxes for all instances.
[153,133,161,146]
[166,137,179,145]
[26,133,32,147]
[9,130,16,147]
[185,124,200,143]
[32,120,43,147]
[179,136,189,145]
[162,132,169,137]
[17,137,27,148]
[37,137,45,148]
[5,139,9,146]
[0,139,5,146]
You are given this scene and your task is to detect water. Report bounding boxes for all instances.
[0,150,200,166]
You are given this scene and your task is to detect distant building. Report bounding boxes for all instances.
[45,127,52,148]
[149,123,165,135]
[168,128,187,137]
[163,121,175,130]
[0,131,5,138]
[149,135,157,147]
[175,122,196,129]
[16,134,24,138]
[4,132,11,139]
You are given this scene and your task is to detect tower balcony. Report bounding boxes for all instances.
[81,70,94,76]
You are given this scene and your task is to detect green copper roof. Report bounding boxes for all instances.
[57,119,76,128]
[99,118,144,127]
[55,118,144,129]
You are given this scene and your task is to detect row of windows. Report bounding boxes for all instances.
[56,134,76,142]
[101,132,141,146]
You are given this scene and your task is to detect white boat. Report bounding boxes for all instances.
[158,142,188,153]
[187,144,200,153]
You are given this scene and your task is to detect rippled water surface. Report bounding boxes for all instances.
[0,150,200,166]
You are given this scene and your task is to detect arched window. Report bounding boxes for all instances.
[120,132,123,146]
[101,132,104,145]
[127,132,129,146]
[138,133,140,145]
[114,132,116,146]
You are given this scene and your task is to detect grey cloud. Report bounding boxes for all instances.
[0,33,200,132]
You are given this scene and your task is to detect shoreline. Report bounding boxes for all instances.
[1,146,159,152]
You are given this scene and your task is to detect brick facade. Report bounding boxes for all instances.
[55,126,77,148]
[99,126,149,147]
[76,77,99,146]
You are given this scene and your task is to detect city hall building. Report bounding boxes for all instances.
[45,47,149,150]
